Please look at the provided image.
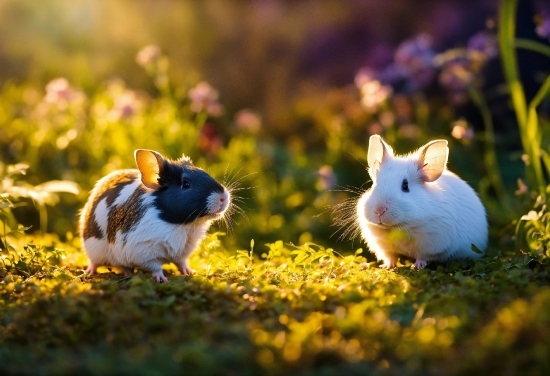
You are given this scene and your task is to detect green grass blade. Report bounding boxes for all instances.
[514,38,550,59]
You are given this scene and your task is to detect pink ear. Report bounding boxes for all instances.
[417,140,448,182]
[368,135,392,168]
[135,149,164,189]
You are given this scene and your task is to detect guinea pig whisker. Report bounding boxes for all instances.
[183,208,200,223]
[331,185,366,196]
[224,172,257,190]
[223,162,246,185]
[233,205,249,222]
[330,195,361,244]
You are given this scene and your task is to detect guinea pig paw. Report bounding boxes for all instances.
[380,260,396,269]
[178,261,194,276]
[152,271,169,283]
[413,259,428,269]
[86,265,97,275]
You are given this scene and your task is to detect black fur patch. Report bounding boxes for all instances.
[152,160,225,224]
[81,170,139,240]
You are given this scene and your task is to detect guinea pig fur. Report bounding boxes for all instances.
[356,135,488,269]
[79,149,230,282]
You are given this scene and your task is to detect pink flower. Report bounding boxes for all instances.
[360,81,392,111]
[44,78,85,108]
[136,45,162,67]
[188,81,224,117]
[515,178,528,195]
[235,109,262,134]
[451,120,474,140]
[355,70,392,111]
[354,68,377,90]
[108,91,142,121]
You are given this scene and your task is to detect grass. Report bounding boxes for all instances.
[0,233,549,375]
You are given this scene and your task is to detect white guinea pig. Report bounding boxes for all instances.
[79,149,231,282]
[356,135,488,269]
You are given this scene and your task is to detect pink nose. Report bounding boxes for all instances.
[374,205,387,218]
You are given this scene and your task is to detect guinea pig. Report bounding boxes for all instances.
[356,135,488,269]
[79,149,230,282]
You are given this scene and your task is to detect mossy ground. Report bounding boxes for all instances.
[1,233,549,375]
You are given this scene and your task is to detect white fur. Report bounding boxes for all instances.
[206,190,230,217]
[112,180,141,206]
[94,198,109,236]
[357,137,488,269]
[106,203,212,275]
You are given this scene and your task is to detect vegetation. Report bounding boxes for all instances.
[1,0,549,374]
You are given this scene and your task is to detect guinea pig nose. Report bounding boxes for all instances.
[374,205,387,217]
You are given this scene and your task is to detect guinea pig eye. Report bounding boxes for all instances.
[401,179,409,192]
[181,179,190,189]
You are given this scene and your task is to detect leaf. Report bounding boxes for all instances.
[5,185,31,199]
[470,244,483,254]
[7,163,29,176]
[0,200,14,209]
[34,180,80,195]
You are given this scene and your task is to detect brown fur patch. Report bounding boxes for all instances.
[81,170,140,240]
[106,185,148,243]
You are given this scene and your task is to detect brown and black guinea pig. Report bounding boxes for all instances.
[79,149,230,282]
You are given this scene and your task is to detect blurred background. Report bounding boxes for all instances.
[1,0,500,133]
[0,0,549,254]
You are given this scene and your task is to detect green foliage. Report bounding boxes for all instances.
[0,161,79,235]
[0,233,548,375]
[516,192,550,261]
[498,0,550,258]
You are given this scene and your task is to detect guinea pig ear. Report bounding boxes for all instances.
[135,149,164,190]
[417,140,448,182]
[367,135,392,173]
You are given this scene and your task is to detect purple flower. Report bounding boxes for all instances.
[535,11,550,40]
[434,29,498,102]
[392,33,437,90]
[188,81,224,117]
[467,31,498,60]
[438,60,475,93]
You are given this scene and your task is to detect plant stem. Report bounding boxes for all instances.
[498,0,547,198]
[468,85,507,204]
